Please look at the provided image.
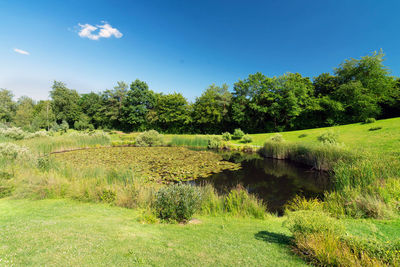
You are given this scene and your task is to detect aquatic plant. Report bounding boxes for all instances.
[52,147,241,182]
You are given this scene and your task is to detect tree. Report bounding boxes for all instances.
[100,81,128,129]
[334,81,380,122]
[0,89,16,123]
[13,96,35,130]
[149,93,191,133]
[193,84,232,133]
[79,92,104,128]
[231,73,275,132]
[334,50,396,103]
[122,79,155,131]
[50,81,82,126]
[313,73,339,97]
[271,73,315,130]
[32,100,55,130]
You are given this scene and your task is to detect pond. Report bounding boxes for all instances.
[192,151,331,214]
[52,147,330,214]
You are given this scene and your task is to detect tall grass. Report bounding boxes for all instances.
[16,133,111,154]
[261,141,356,171]
[169,136,209,148]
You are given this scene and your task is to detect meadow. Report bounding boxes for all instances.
[1,118,400,266]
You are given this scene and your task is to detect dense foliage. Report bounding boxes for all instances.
[154,183,202,222]
[1,51,400,133]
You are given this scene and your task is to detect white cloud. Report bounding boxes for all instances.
[78,22,123,40]
[13,48,30,55]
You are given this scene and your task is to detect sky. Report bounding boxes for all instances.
[1,0,400,101]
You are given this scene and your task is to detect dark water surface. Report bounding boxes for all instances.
[193,151,331,214]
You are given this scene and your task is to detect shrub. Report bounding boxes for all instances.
[364,117,376,124]
[284,210,345,236]
[0,126,26,140]
[154,183,202,222]
[207,136,222,149]
[37,156,51,171]
[270,133,284,142]
[241,134,252,143]
[232,129,245,140]
[221,132,231,141]
[317,130,339,144]
[135,130,164,147]
[0,143,33,161]
[60,120,69,133]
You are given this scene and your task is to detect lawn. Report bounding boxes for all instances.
[232,117,400,156]
[0,199,307,267]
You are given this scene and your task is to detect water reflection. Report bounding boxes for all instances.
[194,151,331,214]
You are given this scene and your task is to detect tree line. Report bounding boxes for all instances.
[1,51,400,134]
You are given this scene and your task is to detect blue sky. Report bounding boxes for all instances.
[1,0,400,101]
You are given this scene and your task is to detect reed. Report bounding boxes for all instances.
[169,135,209,148]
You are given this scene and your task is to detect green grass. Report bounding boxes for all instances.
[0,199,307,267]
[231,117,400,156]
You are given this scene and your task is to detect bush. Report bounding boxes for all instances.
[0,126,26,140]
[284,210,345,236]
[207,136,222,149]
[298,133,308,138]
[0,143,33,161]
[317,130,339,144]
[364,117,376,124]
[154,184,202,222]
[60,120,69,133]
[270,133,284,142]
[232,129,245,140]
[135,130,164,147]
[221,132,231,141]
[241,134,252,143]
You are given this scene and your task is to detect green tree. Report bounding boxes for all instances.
[193,84,231,133]
[50,81,82,126]
[0,89,16,123]
[32,100,56,130]
[231,73,275,132]
[149,93,191,133]
[313,73,338,97]
[334,50,397,108]
[122,79,155,131]
[79,92,104,128]
[334,81,380,122]
[100,81,128,129]
[13,96,35,130]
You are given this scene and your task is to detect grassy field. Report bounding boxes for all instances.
[1,199,399,266]
[0,199,306,267]
[231,117,400,155]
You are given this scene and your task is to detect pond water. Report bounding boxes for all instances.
[192,151,331,214]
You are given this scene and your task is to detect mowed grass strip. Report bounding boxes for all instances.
[0,199,307,267]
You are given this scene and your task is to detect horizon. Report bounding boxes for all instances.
[1,0,400,101]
